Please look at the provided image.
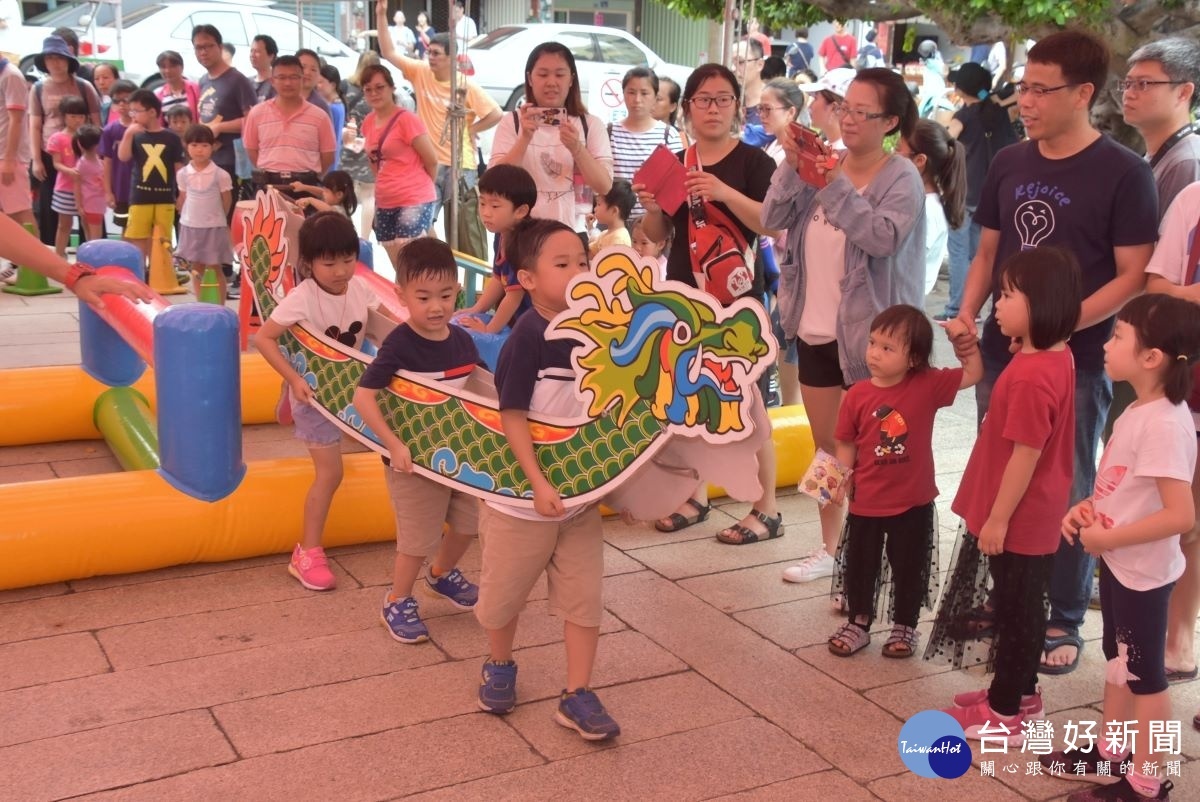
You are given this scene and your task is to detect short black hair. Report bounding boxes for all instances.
[72,124,102,157]
[52,27,79,52]
[222,43,235,57]
[165,105,193,120]
[129,89,161,114]
[1116,294,1200,405]
[296,48,320,66]
[870,305,933,372]
[59,96,89,117]
[110,79,137,98]
[599,179,635,222]
[395,237,458,285]
[477,164,537,212]
[1027,29,1110,110]
[298,212,360,272]
[999,246,1082,350]
[183,123,215,145]
[761,56,787,81]
[272,55,303,72]
[191,24,222,46]
[253,34,279,57]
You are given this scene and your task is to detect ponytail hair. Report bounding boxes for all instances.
[904,119,967,229]
[1116,294,1200,406]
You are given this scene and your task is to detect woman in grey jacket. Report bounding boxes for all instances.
[763,69,927,587]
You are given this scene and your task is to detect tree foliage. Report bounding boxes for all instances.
[658,0,1115,42]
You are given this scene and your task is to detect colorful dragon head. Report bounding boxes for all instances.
[549,247,776,444]
[239,190,295,318]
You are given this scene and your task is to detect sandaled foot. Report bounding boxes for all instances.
[1040,630,1084,675]
[716,509,783,545]
[828,622,870,656]
[883,624,920,658]
[654,498,711,533]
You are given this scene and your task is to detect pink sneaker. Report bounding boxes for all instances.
[943,700,1023,745]
[288,544,336,590]
[953,687,1044,719]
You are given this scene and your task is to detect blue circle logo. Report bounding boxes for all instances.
[898,710,973,779]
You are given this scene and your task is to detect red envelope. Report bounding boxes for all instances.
[633,144,689,216]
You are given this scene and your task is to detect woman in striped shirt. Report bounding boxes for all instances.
[609,67,681,215]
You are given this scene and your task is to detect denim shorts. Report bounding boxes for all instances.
[291,394,342,447]
[374,202,436,243]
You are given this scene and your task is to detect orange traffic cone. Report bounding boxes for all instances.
[147,223,185,295]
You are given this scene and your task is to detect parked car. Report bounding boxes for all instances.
[9,0,160,68]
[16,0,375,91]
[465,23,693,124]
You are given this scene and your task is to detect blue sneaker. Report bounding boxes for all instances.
[380,594,429,643]
[423,566,478,610]
[478,660,517,714]
[555,688,621,741]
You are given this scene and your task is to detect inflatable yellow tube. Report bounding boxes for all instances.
[0,407,813,590]
[0,354,279,446]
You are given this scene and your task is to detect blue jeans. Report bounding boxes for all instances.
[944,207,981,318]
[975,352,1111,638]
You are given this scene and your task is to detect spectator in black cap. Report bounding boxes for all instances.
[935,62,1017,322]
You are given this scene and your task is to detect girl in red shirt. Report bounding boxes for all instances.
[826,305,981,659]
[930,247,1082,744]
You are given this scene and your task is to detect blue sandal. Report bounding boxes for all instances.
[1040,633,1084,675]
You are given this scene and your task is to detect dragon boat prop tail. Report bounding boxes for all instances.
[241,191,777,518]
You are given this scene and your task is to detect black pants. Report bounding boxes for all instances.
[35,151,57,246]
[845,503,934,628]
[1099,561,1173,695]
[988,550,1054,716]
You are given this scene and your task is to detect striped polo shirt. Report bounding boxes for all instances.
[242,98,336,174]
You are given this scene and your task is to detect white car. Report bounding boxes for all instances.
[17,0,368,89]
[465,23,692,125]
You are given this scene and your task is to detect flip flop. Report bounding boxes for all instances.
[1040,633,1084,676]
[1166,666,1199,684]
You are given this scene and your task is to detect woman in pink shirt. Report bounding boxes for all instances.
[153,50,200,125]
[359,64,436,267]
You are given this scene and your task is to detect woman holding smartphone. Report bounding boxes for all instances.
[763,69,927,586]
[489,43,613,233]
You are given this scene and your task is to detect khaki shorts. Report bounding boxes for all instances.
[0,166,31,214]
[125,203,175,240]
[474,502,604,630]
[384,467,479,557]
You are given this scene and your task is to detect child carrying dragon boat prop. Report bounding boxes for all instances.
[240,190,777,519]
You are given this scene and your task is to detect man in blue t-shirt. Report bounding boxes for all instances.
[954,30,1159,678]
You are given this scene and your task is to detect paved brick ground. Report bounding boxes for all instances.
[3,272,1200,800]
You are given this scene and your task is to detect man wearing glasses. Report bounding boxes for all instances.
[375,0,501,238]
[1123,38,1200,218]
[243,56,336,196]
[732,38,766,135]
[954,30,1158,679]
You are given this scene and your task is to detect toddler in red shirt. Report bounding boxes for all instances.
[826,305,981,660]
[930,247,1082,745]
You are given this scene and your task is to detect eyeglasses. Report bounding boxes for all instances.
[831,105,887,122]
[1118,78,1186,93]
[686,94,736,110]
[733,57,762,66]
[1013,82,1079,98]
[112,97,130,105]
[756,104,787,115]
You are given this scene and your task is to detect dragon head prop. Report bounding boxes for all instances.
[549,246,777,444]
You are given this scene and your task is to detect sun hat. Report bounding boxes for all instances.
[34,35,79,74]
[798,67,856,98]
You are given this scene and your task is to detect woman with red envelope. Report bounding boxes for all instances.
[763,69,927,589]
[634,62,782,546]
